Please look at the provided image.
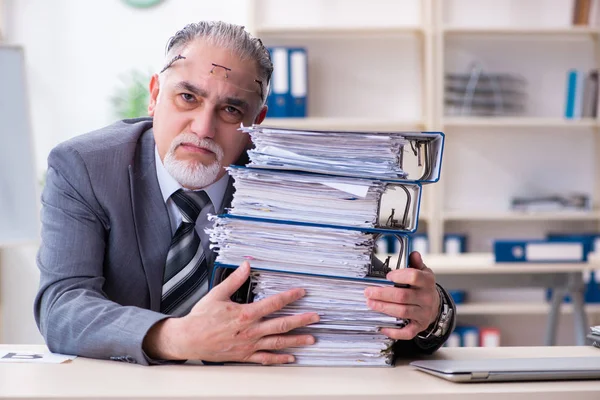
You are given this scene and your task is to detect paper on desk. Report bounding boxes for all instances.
[0,350,76,363]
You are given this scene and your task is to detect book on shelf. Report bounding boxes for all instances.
[207,124,445,366]
[565,69,599,119]
[572,0,600,26]
[266,47,308,118]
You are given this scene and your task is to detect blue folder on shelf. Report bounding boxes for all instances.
[266,47,289,118]
[288,47,308,118]
[494,239,588,263]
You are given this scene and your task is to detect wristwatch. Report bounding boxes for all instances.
[416,284,454,340]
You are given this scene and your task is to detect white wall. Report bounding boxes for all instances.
[1,0,252,344]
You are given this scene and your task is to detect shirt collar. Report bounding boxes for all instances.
[154,146,229,211]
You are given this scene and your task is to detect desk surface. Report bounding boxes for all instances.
[2,345,600,400]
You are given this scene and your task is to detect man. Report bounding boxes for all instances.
[34,21,455,366]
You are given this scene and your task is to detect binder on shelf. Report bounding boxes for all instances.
[288,47,308,118]
[409,233,429,255]
[581,70,598,118]
[480,327,501,347]
[444,234,467,254]
[565,69,583,119]
[266,47,289,118]
[453,326,480,347]
[545,233,600,303]
[443,331,461,347]
[494,239,588,263]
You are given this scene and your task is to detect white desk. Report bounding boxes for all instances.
[423,253,597,346]
[1,345,600,399]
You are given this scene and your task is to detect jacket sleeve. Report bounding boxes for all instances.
[34,144,168,365]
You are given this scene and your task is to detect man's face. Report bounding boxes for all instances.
[148,39,267,189]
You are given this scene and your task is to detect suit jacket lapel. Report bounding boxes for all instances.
[129,128,171,311]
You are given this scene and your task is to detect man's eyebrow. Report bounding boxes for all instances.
[175,81,208,97]
[174,81,251,111]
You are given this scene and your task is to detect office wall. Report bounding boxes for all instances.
[1,0,251,344]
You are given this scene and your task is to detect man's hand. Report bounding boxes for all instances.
[144,261,319,364]
[364,251,440,340]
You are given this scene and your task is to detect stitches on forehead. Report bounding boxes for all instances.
[160,55,187,74]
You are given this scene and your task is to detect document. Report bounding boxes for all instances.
[0,350,76,364]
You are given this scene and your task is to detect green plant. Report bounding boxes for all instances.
[110,69,152,119]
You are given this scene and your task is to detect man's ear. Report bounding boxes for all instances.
[254,106,268,125]
[148,74,160,116]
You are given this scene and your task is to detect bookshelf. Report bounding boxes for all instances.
[248,0,600,346]
[250,0,600,254]
[457,302,600,316]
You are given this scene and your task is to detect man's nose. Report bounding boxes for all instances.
[189,107,217,139]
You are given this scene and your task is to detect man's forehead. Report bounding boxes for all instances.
[161,40,263,99]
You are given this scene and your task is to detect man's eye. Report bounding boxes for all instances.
[225,105,241,115]
[221,106,244,123]
[180,93,195,102]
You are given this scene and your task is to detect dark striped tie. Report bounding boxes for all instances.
[160,189,212,315]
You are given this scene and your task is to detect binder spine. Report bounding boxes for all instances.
[266,47,289,117]
[288,47,308,118]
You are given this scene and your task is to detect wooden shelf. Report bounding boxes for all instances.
[443,26,600,36]
[443,117,599,129]
[456,301,600,315]
[442,210,600,222]
[262,118,425,131]
[255,26,424,38]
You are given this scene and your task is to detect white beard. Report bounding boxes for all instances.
[163,133,225,189]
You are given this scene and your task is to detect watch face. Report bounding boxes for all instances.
[122,0,163,8]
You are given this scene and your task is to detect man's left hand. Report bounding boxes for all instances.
[364,251,440,340]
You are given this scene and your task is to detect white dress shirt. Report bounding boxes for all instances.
[154,146,229,256]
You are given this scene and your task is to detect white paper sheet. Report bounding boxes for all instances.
[0,350,76,364]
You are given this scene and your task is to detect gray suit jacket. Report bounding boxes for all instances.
[34,117,451,366]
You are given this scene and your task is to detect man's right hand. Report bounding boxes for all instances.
[143,261,319,364]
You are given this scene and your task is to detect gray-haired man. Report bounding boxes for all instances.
[35,21,455,366]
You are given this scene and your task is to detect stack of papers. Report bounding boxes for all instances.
[242,125,408,179]
[252,270,397,366]
[209,217,373,278]
[226,166,385,229]
[208,125,444,367]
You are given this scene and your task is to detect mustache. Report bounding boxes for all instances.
[170,133,224,160]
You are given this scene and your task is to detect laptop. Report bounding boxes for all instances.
[410,357,600,383]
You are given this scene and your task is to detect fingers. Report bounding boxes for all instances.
[246,312,320,338]
[385,267,435,288]
[245,288,307,319]
[366,299,421,320]
[364,286,419,306]
[380,324,426,341]
[409,251,435,273]
[255,334,315,351]
[207,261,251,301]
[244,351,296,365]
